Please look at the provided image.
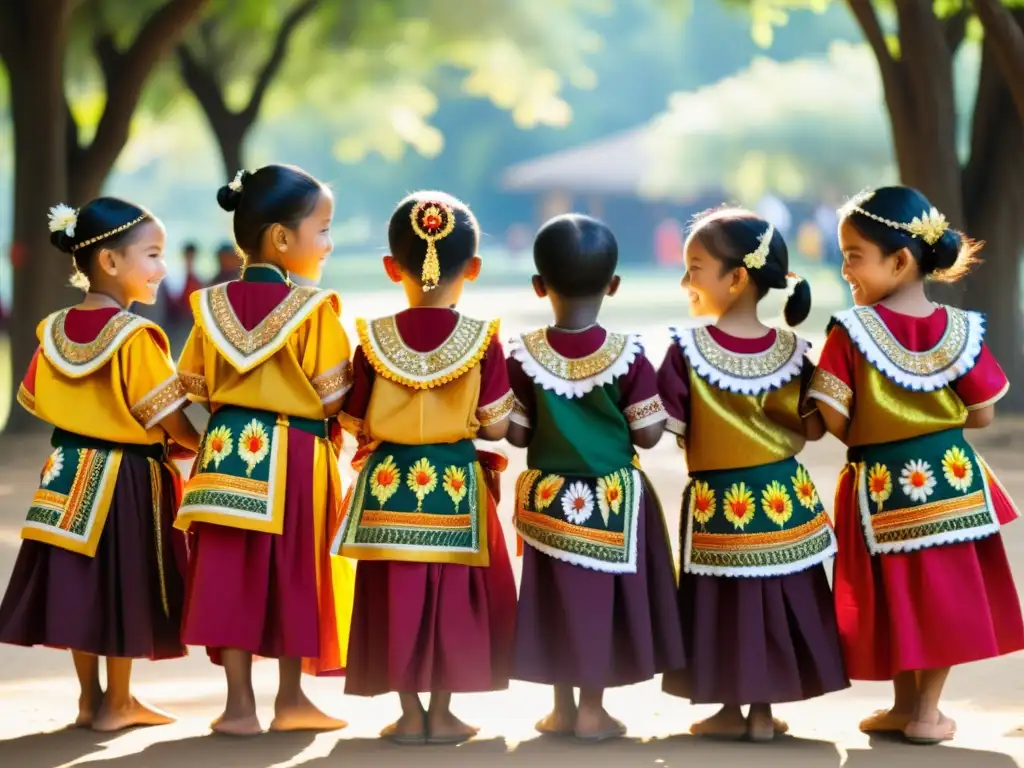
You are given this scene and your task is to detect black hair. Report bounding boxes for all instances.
[388,190,479,283]
[839,185,981,283]
[217,164,326,259]
[532,213,618,298]
[50,197,153,291]
[183,241,197,253]
[689,207,811,327]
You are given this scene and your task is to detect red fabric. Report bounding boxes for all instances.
[825,304,1024,679]
[225,281,291,330]
[64,307,120,343]
[21,348,40,396]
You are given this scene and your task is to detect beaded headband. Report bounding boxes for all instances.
[47,203,148,252]
[742,222,773,270]
[839,190,949,246]
[410,200,456,291]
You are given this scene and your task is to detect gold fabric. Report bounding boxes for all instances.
[363,367,483,444]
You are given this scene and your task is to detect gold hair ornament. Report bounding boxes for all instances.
[743,222,773,270]
[410,200,456,291]
[48,203,78,238]
[69,215,148,253]
[840,190,949,246]
[228,170,247,192]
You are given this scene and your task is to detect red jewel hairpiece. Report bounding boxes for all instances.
[410,200,455,291]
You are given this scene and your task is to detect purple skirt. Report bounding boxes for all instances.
[662,564,850,705]
[0,452,186,659]
[513,477,686,689]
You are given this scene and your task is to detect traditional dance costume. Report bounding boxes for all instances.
[175,264,353,674]
[336,308,517,696]
[0,307,188,659]
[806,303,1024,680]
[508,326,685,689]
[659,325,849,705]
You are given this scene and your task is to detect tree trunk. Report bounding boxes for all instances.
[4,3,74,433]
[215,119,247,179]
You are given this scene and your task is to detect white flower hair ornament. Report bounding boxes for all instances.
[742,222,773,270]
[47,203,78,238]
[228,170,247,192]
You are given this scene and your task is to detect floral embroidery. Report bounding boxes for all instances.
[596,473,624,525]
[370,455,400,508]
[867,463,892,511]
[41,448,64,487]
[534,475,564,511]
[761,481,794,527]
[792,465,818,509]
[561,481,594,525]
[203,426,234,470]
[406,458,438,511]
[899,459,936,503]
[941,446,973,493]
[690,480,716,526]
[723,482,756,530]
[443,466,468,511]
[237,420,271,477]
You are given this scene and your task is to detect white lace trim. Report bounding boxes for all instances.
[508,331,642,399]
[832,306,985,393]
[672,325,809,395]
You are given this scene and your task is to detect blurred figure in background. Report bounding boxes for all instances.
[212,241,242,284]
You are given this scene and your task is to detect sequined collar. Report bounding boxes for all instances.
[41,308,154,379]
[357,313,498,390]
[673,325,807,395]
[509,327,641,399]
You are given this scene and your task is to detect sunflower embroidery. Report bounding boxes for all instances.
[690,480,716,527]
[370,455,400,508]
[761,481,794,527]
[561,481,594,525]
[867,463,892,512]
[899,459,936,504]
[443,466,468,512]
[596,473,624,526]
[202,425,233,470]
[941,446,973,493]
[791,465,818,509]
[723,482,756,530]
[237,420,270,477]
[406,458,438,511]
[534,474,564,512]
[40,447,64,487]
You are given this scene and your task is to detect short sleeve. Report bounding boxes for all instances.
[953,344,1010,410]
[339,345,375,434]
[177,325,208,404]
[298,301,353,417]
[656,344,689,437]
[805,325,854,418]
[476,335,513,426]
[618,352,667,431]
[507,355,535,429]
[17,347,40,415]
[121,329,188,429]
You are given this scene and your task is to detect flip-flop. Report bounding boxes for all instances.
[903,713,957,745]
[536,715,576,737]
[575,720,627,743]
[381,702,428,746]
[426,730,476,745]
[860,709,912,734]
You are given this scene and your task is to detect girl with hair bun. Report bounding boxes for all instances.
[176,165,355,736]
[658,208,849,742]
[333,190,517,745]
[806,185,1024,744]
[0,196,200,732]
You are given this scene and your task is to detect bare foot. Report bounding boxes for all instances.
[271,692,347,732]
[381,708,426,745]
[773,716,789,735]
[859,708,914,734]
[536,709,577,737]
[575,706,626,742]
[904,712,956,745]
[690,706,746,739]
[212,712,264,737]
[91,697,175,732]
[747,705,775,742]
[74,688,104,728]
[427,710,479,745]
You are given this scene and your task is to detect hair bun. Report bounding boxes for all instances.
[50,230,75,254]
[928,228,962,272]
[217,184,242,212]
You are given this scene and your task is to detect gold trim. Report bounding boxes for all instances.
[311,361,352,404]
[204,283,328,357]
[807,369,852,415]
[624,394,666,426]
[46,309,139,366]
[16,383,35,414]
[851,306,970,376]
[358,314,498,390]
[691,326,798,380]
[131,374,188,428]
[520,328,629,381]
[966,381,1010,412]
[477,390,514,426]
[180,372,209,401]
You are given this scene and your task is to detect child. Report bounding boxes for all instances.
[506,213,685,742]
[0,197,200,731]
[334,191,517,745]
[175,165,353,736]
[805,186,1024,744]
[658,208,849,741]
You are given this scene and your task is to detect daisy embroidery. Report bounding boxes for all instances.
[40,447,64,487]
[941,446,973,493]
[899,459,936,504]
[761,480,794,527]
[406,458,438,511]
[203,425,233,470]
[237,420,270,477]
[867,463,892,512]
[443,466,468,512]
[690,480,716,527]
[561,482,594,525]
[370,455,400,508]
[596,473,624,526]
[791,465,818,509]
[723,482,756,530]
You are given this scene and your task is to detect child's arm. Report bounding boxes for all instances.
[803,327,855,443]
[953,344,1009,430]
[799,358,827,441]
[177,323,209,411]
[300,301,353,419]
[124,328,201,453]
[505,352,535,448]
[338,346,373,438]
[655,343,689,447]
[620,348,667,449]
[476,336,512,442]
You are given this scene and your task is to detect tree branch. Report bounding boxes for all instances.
[845,0,897,85]
[972,0,1024,119]
[962,40,1006,214]
[176,42,231,124]
[942,6,968,53]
